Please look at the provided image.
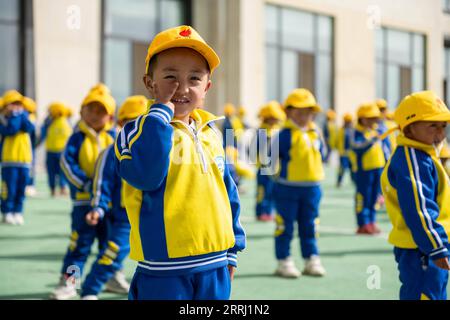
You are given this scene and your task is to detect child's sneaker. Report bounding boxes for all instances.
[13,214,24,226]
[2,213,15,225]
[104,270,130,294]
[81,295,98,300]
[274,258,301,278]
[302,255,326,277]
[356,224,372,235]
[49,276,78,300]
[60,187,68,196]
[257,214,273,222]
[368,223,381,234]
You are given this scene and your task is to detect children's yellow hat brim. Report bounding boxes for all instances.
[375,99,388,110]
[394,90,450,131]
[343,113,353,122]
[118,95,148,121]
[283,88,321,112]
[2,90,23,106]
[145,25,220,75]
[259,101,286,121]
[82,91,116,116]
[48,102,68,117]
[357,102,380,119]
[22,97,37,113]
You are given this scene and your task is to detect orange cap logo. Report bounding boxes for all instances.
[179,28,191,37]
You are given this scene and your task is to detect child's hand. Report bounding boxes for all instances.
[153,81,179,113]
[433,257,450,270]
[228,265,235,281]
[85,211,100,226]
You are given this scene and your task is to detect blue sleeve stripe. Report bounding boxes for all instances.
[409,147,443,249]
[126,116,143,145]
[60,152,83,189]
[430,247,448,257]
[150,112,169,124]
[92,148,108,208]
[149,109,171,123]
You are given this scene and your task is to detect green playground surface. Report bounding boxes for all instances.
[0,165,410,300]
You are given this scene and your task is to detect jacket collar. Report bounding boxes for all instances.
[78,120,113,139]
[396,134,438,158]
[284,119,317,132]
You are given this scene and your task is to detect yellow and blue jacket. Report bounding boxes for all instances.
[381,135,450,260]
[349,124,387,172]
[254,122,281,169]
[272,119,325,186]
[323,121,338,150]
[40,116,73,153]
[377,120,395,161]
[91,145,128,223]
[115,104,246,276]
[0,111,35,167]
[336,126,351,157]
[60,120,115,206]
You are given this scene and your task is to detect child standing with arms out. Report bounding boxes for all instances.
[336,113,355,187]
[115,25,246,300]
[254,101,285,222]
[382,91,450,300]
[40,102,73,197]
[80,95,149,300]
[0,90,35,226]
[271,88,326,278]
[50,87,116,300]
[350,103,386,235]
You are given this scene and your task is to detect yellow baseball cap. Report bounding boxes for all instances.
[326,110,337,120]
[118,95,148,121]
[375,98,388,110]
[357,102,380,119]
[283,88,321,112]
[258,101,286,121]
[343,112,353,123]
[224,103,235,116]
[394,91,450,131]
[386,111,395,120]
[3,90,23,106]
[82,90,116,116]
[48,102,68,118]
[238,106,246,117]
[22,97,37,113]
[145,25,220,75]
[89,83,111,95]
[0,98,3,109]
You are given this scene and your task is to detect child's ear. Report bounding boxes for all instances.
[143,74,155,96]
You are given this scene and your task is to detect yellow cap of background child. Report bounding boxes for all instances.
[376,99,388,110]
[48,102,68,118]
[145,25,220,74]
[224,103,235,116]
[326,110,336,120]
[238,106,246,117]
[343,112,353,122]
[283,88,321,112]
[90,83,111,95]
[3,90,23,106]
[118,95,148,121]
[22,97,37,113]
[258,101,286,121]
[394,90,450,131]
[0,98,3,109]
[357,102,380,119]
[82,90,116,116]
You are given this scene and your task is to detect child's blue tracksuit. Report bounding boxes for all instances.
[382,134,450,300]
[272,120,325,259]
[115,105,246,300]
[26,113,37,188]
[254,124,278,217]
[40,116,72,191]
[336,126,354,186]
[81,145,131,297]
[350,124,386,227]
[0,111,35,216]
[59,121,115,278]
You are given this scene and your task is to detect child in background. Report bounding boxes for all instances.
[39,102,73,196]
[323,110,337,163]
[350,103,386,235]
[381,91,450,300]
[336,113,355,187]
[0,90,35,226]
[254,101,285,222]
[22,97,38,197]
[80,95,148,300]
[50,86,116,300]
[271,88,326,278]
[115,25,246,300]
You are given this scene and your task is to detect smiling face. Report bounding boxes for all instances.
[144,47,211,122]
[404,121,448,146]
[81,102,111,132]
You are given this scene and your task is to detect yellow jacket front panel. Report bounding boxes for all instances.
[45,117,73,153]
[349,124,385,172]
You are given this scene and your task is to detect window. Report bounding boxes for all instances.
[376,27,426,108]
[444,0,450,13]
[102,0,191,104]
[265,5,334,111]
[444,41,450,106]
[0,0,34,96]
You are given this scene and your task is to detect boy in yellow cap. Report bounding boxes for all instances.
[0,90,35,225]
[50,85,116,300]
[270,88,326,278]
[336,113,355,187]
[254,101,285,221]
[80,95,148,300]
[350,102,387,235]
[39,102,73,197]
[21,97,38,197]
[323,109,337,163]
[381,90,450,300]
[114,25,246,300]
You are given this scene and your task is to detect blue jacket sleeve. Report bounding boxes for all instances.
[350,129,378,155]
[223,162,246,267]
[393,147,449,260]
[20,112,35,134]
[38,117,52,145]
[0,113,23,136]
[114,104,174,191]
[91,146,115,219]
[60,133,90,190]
